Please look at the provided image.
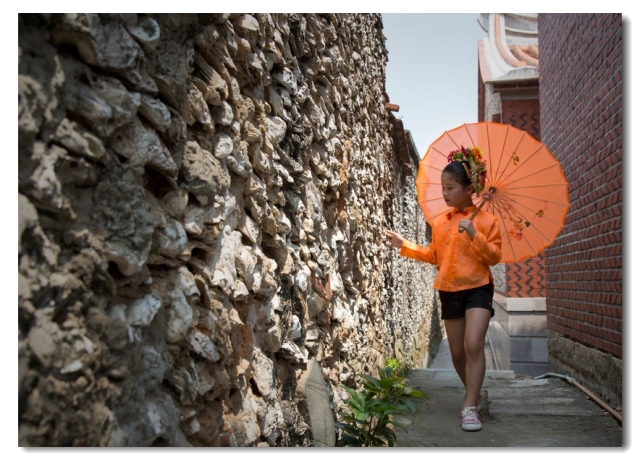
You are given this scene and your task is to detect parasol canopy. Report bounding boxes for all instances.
[416,121,569,263]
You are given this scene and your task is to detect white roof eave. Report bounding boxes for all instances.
[481,36,514,81]
[490,66,539,83]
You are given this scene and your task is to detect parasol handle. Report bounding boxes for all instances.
[458,189,495,233]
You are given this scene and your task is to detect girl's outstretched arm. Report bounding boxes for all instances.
[385,229,437,265]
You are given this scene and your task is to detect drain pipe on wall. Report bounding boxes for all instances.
[534,373,622,424]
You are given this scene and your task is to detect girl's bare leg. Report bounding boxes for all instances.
[444,317,467,389]
[462,307,492,408]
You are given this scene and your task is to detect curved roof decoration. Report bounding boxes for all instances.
[477,13,539,83]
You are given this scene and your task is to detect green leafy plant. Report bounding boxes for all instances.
[336,366,428,447]
[383,357,412,377]
[384,358,400,373]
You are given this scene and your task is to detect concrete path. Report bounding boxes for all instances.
[393,338,623,447]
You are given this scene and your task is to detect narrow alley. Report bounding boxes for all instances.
[393,337,623,447]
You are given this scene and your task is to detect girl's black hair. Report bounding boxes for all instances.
[442,161,472,187]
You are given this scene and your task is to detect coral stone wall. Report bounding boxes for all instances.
[538,13,622,405]
[18,13,436,446]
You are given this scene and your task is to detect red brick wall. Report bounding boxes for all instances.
[501,99,541,141]
[505,257,546,298]
[538,14,622,357]
[501,98,545,298]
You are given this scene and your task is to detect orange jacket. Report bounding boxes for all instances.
[400,205,502,292]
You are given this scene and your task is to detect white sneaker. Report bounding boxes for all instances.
[460,406,482,431]
[462,393,483,412]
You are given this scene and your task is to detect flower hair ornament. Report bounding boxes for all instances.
[447,145,488,195]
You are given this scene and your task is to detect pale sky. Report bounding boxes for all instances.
[382,13,487,159]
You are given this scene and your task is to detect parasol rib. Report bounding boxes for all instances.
[497,196,560,244]
[487,125,522,187]
[497,182,570,192]
[489,192,557,247]
[423,145,450,161]
[445,130,473,152]
[492,128,526,187]
[492,163,564,191]
[491,204,518,262]
[492,144,547,188]
[494,189,570,209]
[415,163,449,182]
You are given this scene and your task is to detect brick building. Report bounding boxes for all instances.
[538,13,622,406]
[477,13,548,376]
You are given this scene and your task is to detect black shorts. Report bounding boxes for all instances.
[439,282,495,320]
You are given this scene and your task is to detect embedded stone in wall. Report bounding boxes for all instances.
[298,358,335,447]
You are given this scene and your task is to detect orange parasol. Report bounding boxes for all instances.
[416,121,569,263]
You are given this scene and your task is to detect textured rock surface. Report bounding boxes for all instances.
[18,13,438,446]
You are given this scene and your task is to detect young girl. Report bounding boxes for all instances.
[385,148,501,432]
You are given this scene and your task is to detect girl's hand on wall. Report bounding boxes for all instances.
[384,229,404,248]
